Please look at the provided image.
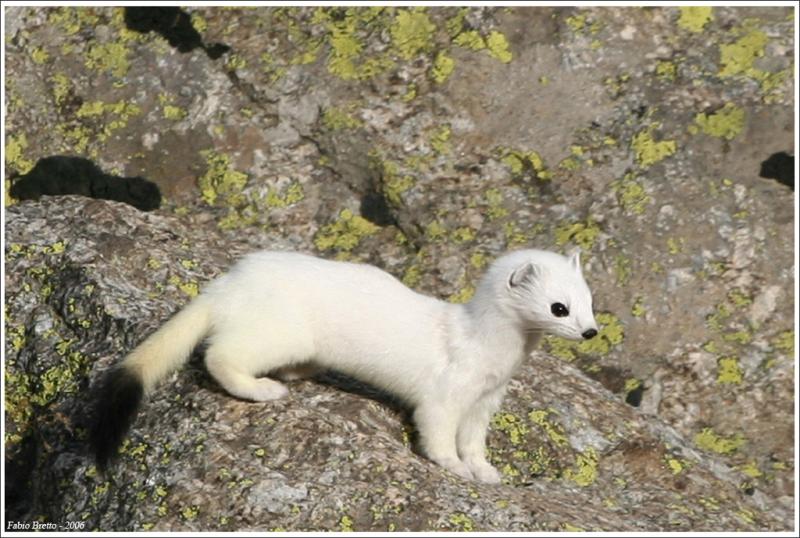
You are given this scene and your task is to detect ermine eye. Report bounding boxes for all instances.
[551,302,569,317]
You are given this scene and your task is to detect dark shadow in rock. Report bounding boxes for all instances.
[759,152,794,191]
[4,432,39,522]
[360,190,397,227]
[625,383,644,407]
[313,370,411,416]
[10,156,161,211]
[124,7,230,60]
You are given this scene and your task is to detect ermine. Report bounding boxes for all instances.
[90,249,598,483]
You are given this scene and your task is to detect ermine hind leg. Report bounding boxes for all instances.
[205,341,289,402]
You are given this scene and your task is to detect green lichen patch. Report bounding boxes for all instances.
[30,46,51,64]
[50,73,72,107]
[447,284,475,304]
[431,50,455,83]
[319,7,395,81]
[390,8,436,60]
[453,30,486,51]
[719,28,768,78]
[265,182,305,209]
[631,296,645,318]
[48,7,100,36]
[498,147,551,181]
[554,218,601,250]
[197,150,249,206]
[631,124,676,168]
[484,188,508,220]
[677,6,713,33]
[339,514,354,532]
[163,105,187,121]
[771,330,794,355]
[370,154,416,207]
[492,413,529,445]
[655,60,678,82]
[565,448,599,487]
[314,208,379,253]
[448,512,475,531]
[693,103,745,140]
[716,356,744,385]
[614,255,632,285]
[485,31,512,63]
[528,409,569,447]
[5,133,35,175]
[453,28,513,64]
[85,41,131,78]
[546,312,625,359]
[694,428,745,455]
[612,174,651,215]
[429,124,451,155]
[322,106,363,130]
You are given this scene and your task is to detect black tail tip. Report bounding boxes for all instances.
[89,366,144,470]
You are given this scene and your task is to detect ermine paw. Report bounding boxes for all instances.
[249,379,289,401]
[436,458,474,480]
[466,460,502,484]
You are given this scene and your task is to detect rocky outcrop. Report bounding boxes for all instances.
[4,5,794,531]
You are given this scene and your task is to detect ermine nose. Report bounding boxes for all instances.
[582,329,598,340]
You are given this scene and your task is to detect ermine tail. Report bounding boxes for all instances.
[89,296,212,469]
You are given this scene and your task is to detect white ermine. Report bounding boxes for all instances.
[90,249,598,483]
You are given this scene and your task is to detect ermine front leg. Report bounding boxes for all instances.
[413,401,473,480]
[456,387,507,484]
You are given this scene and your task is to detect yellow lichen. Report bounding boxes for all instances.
[694,428,745,455]
[322,106,362,130]
[429,125,451,155]
[314,209,379,252]
[492,413,529,445]
[719,28,768,78]
[447,285,475,304]
[631,124,677,168]
[565,448,598,487]
[197,151,248,206]
[656,60,678,82]
[677,7,713,33]
[431,50,455,83]
[390,9,435,60]
[772,330,794,355]
[486,31,512,63]
[163,105,187,121]
[612,174,650,214]
[5,133,35,174]
[716,356,744,384]
[554,219,601,250]
[50,73,72,107]
[485,188,508,220]
[694,103,745,140]
[453,30,486,51]
[528,409,568,447]
[85,41,130,78]
[30,46,50,64]
[339,514,354,532]
[448,513,474,532]
[739,461,762,478]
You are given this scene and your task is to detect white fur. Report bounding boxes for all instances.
[120,249,597,483]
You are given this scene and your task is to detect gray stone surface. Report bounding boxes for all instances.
[4,5,795,532]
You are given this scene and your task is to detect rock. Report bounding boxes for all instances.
[4,5,793,532]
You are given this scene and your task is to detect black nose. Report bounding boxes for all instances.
[582,329,598,340]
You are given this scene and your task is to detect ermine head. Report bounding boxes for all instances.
[494,249,599,341]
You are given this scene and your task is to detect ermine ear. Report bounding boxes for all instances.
[568,249,582,273]
[508,262,541,288]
